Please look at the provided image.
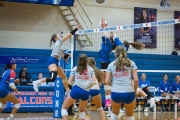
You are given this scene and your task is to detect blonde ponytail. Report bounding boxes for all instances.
[114,46,131,71]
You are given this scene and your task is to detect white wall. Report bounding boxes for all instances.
[0,2,71,50]
[0,0,180,55]
[75,0,180,55]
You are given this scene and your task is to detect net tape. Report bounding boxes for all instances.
[76,19,180,34]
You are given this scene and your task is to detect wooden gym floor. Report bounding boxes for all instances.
[1,111,180,120]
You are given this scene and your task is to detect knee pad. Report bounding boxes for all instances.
[104,85,111,91]
[97,107,103,111]
[61,108,68,116]
[14,103,20,109]
[79,112,85,119]
[46,71,57,82]
[0,103,6,109]
[62,77,68,83]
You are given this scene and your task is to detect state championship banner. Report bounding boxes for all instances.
[134,7,157,48]
[5,91,54,108]
[175,11,180,50]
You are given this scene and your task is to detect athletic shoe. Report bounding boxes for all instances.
[74,107,78,112]
[119,109,125,113]
[105,99,111,107]
[106,111,112,117]
[6,117,13,120]
[85,108,90,115]
[149,98,155,108]
[144,107,149,112]
[87,101,91,108]
[33,81,40,92]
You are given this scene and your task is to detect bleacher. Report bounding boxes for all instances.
[0,48,180,95]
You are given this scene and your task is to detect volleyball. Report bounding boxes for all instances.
[99,18,108,28]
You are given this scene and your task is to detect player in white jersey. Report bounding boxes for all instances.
[105,46,138,120]
[33,25,80,94]
[61,54,98,120]
[87,57,106,120]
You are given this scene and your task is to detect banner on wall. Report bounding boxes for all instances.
[174,11,180,50]
[5,91,54,108]
[134,7,157,48]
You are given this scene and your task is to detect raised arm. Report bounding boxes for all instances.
[62,25,81,42]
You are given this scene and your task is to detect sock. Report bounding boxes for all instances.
[105,95,108,100]
[74,103,77,108]
[10,114,14,118]
[111,113,117,120]
[145,96,151,100]
[107,95,111,99]
[127,116,135,120]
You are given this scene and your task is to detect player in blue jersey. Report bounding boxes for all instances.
[170,75,180,111]
[159,74,175,111]
[33,25,81,94]
[0,63,21,120]
[139,73,153,97]
[172,75,180,99]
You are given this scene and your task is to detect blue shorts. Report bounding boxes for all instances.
[47,56,59,67]
[70,85,89,101]
[111,92,135,104]
[89,89,100,97]
[0,86,9,98]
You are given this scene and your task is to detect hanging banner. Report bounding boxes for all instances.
[134,7,157,48]
[174,11,180,50]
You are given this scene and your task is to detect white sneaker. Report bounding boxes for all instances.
[120,109,125,113]
[33,81,40,92]
[144,107,149,112]
[144,112,149,117]
[6,117,13,120]
[154,98,160,102]
[149,98,155,108]
[106,111,112,117]
[85,108,90,115]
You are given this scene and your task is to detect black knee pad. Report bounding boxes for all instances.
[46,71,57,82]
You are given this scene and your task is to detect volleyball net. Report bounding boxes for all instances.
[69,18,180,74]
[74,19,180,55]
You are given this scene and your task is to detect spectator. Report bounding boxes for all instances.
[159,74,175,111]
[19,66,32,81]
[172,75,180,99]
[139,73,153,97]
[37,73,46,86]
[17,70,28,86]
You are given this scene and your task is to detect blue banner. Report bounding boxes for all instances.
[3,0,74,6]
[5,91,53,108]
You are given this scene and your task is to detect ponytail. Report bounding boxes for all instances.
[0,66,7,81]
[123,40,145,50]
[49,38,53,47]
[114,46,131,71]
[49,34,57,47]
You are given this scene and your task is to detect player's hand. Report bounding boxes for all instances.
[65,89,71,95]
[76,25,81,29]
[17,92,21,95]
[14,79,20,83]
